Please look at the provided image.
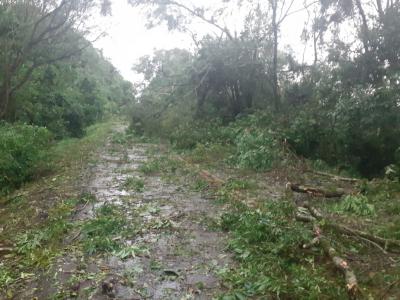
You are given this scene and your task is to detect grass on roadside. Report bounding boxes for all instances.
[0,120,118,294]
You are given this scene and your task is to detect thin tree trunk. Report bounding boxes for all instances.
[313,31,318,66]
[376,0,384,20]
[0,81,11,120]
[271,1,280,110]
[355,0,370,53]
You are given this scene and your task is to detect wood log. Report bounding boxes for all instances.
[298,221,361,299]
[317,233,360,299]
[288,183,345,198]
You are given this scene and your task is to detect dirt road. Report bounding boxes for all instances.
[18,127,231,299]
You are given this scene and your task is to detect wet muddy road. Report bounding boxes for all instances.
[21,128,231,299]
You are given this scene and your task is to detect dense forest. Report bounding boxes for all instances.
[1,0,400,299]
[130,0,400,179]
[0,0,133,193]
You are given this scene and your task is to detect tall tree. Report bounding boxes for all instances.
[0,0,102,119]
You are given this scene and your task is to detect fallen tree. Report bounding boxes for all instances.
[309,171,360,183]
[312,225,360,299]
[302,203,400,253]
[296,210,361,298]
[287,182,345,198]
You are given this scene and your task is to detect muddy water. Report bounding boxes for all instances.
[25,129,231,300]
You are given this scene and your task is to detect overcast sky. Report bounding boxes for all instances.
[93,1,315,84]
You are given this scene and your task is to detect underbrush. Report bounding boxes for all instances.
[232,128,283,170]
[14,198,78,267]
[219,200,346,299]
[0,123,52,195]
[166,114,287,172]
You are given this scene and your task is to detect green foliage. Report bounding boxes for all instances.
[139,159,163,174]
[111,132,131,145]
[219,200,343,298]
[225,178,256,191]
[14,198,78,267]
[191,178,209,192]
[138,157,181,175]
[334,195,376,216]
[14,49,133,139]
[232,128,283,171]
[0,267,14,288]
[169,120,233,150]
[114,245,149,260]
[0,1,133,138]
[128,0,400,179]
[0,123,52,194]
[81,204,128,254]
[123,177,145,192]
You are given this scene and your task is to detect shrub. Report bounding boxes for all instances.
[0,123,52,194]
[169,120,234,150]
[232,129,283,171]
[334,194,376,216]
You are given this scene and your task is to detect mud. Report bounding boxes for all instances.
[17,127,232,299]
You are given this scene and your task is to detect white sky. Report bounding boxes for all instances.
[93,1,316,84]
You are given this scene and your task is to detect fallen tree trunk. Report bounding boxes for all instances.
[310,171,359,183]
[288,183,345,198]
[297,216,361,298]
[327,223,400,253]
[316,229,360,299]
[303,204,400,253]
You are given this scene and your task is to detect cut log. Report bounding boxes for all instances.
[288,182,345,198]
[317,233,360,299]
[298,222,361,299]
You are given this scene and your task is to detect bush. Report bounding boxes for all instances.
[334,194,376,216]
[169,120,234,150]
[0,123,52,194]
[232,128,283,171]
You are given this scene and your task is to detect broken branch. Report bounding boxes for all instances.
[288,182,345,198]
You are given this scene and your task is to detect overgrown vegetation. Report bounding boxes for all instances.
[0,123,52,194]
[219,200,345,299]
[129,0,400,179]
[0,0,133,194]
[1,0,400,298]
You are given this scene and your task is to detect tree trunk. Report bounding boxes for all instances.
[0,81,11,120]
[313,31,318,66]
[376,0,384,20]
[355,0,370,54]
[271,1,280,111]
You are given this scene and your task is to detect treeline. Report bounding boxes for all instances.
[0,0,133,193]
[129,0,400,179]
